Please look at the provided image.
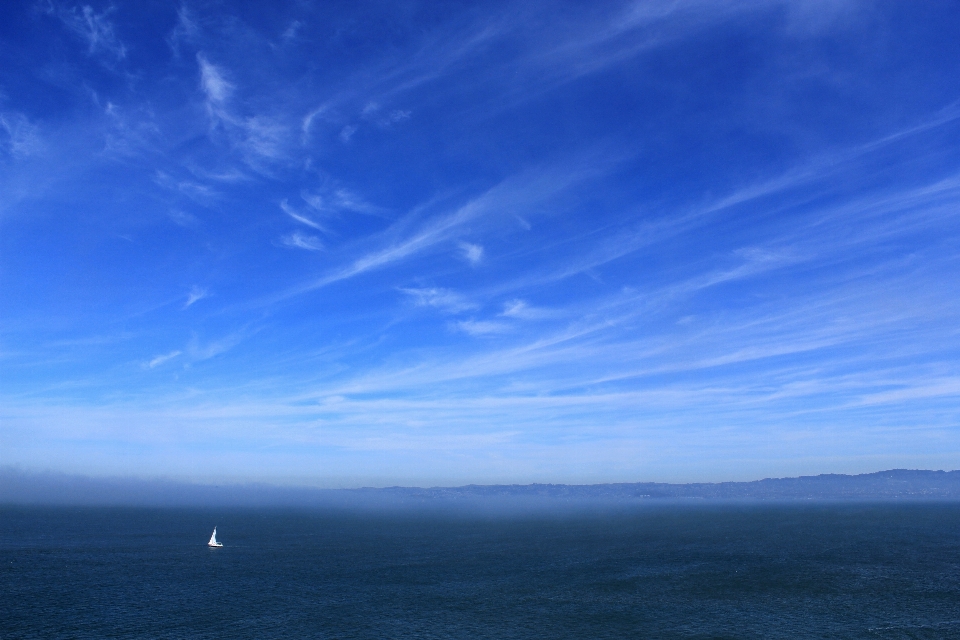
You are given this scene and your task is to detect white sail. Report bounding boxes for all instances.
[208,527,222,547]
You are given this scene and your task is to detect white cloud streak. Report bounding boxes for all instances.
[281,232,324,251]
[0,112,42,158]
[48,3,127,60]
[194,55,289,170]
[198,54,233,105]
[6,0,960,484]
[270,159,604,301]
[459,241,483,265]
[455,319,510,336]
[167,5,199,56]
[400,287,478,314]
[280,199,326,232]
[147,350,181,368]
[168,209,200,228]
[184,286,208,309]
[500,300,555,320]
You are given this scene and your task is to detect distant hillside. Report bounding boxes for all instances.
[2,468,959,507]
[379,469,960,501]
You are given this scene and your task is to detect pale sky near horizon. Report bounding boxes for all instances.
[2,0,960,487]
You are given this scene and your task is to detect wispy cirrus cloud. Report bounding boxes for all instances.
[195,54,290,170]
[197,54,233,112]
[47,2,127,60]
[0,111,42,158]
[147,350,181,369]
[459,241,483,265]
[319,188,388,217]
[280,199,326,232]
[185,327,258,363]
[184,286,208,309]
[280,20,302,43]
[400,287,478,314]
[168,209,200,228]
[239,116,287,163]
[166,5,199,56]
[280,231,323,251]
[270,158,608,301]
[5,0,960,485]
[300,103,329,141]
[295,187,388,222]
[154,171,219,205]
[325,0,817,128]
[500,299,555,321]
[454,319,510,336]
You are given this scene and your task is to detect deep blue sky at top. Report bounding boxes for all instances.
[2,0,960,486]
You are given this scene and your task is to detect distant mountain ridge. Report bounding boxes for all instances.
[2,468,960,506]
[376,469,960,501]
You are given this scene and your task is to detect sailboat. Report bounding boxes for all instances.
[208,527,223,547]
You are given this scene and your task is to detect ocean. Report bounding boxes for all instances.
[2,502,959,639]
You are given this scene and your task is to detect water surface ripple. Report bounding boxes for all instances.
[2,503,959,639]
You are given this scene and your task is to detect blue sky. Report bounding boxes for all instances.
[2,0,960,486]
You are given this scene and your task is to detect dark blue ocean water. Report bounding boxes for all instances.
[2,503,960,639]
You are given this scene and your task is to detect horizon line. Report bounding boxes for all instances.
[3,467,960,508]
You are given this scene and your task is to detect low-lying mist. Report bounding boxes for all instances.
[4,467,960,514]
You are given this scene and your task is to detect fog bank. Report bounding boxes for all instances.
[3,468,960,511]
